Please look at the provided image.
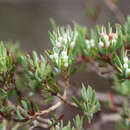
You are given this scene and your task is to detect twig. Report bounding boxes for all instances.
[56,93,78,108]
[63,76,69,99]
[34,101,63,117]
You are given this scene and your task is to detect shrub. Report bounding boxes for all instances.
[0,17,130,130]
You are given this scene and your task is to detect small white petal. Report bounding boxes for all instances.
[105,41,110,47]
[56,42,61,48]
[91,43,95,47]
[113,33,118,39]
[70,41,75,48]
[63,55,68,61]
[99,41,104,47]
[103,34,109,41]
[111,39,116,43]
[85,40,89,44]
[87,44,90,49]
[124,57,129,63]
[100,32,106,37]
[55,58,59,64]
[53,53,58,59]
[29,92,34,96]
[64,34,67,43]
[50,55,53,59]
[64,62,68,67]
[90,39,94,44]
[126,68,130,74]
[90,40,95,47]
[124,63,128,68]
[61,51,67,56]
[61,51,68,61]
[58,37,62,41]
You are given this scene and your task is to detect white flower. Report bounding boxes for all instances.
[62,51,68,61]
[64,62,68,67]
[100,32,106,37]
[85,40,89,46]
[58,37,62,41]
[90,39,95,47]
[99,41,104,47]
[29,92,34,96]
[63,55,68,61]
[85,40,89,44]
[124,56,129,63]
[105,41,110,47]
[61,51,67,56]
[123,63,128,68]
[87,44,90,49]
[53,53,58,59]
[50,55,53,59]
[55,58,59,64]
[64,56,68,61]
[126,68,130,74]
[104,34,109,41]
[111,39,116,44]
[70,41,75,48]
[56,42,61,48]
[85,40,91,49]
[51,52,59,64]
[113,33,118,39]
[101,33,109,41]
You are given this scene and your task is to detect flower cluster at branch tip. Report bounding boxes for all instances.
[49,26,79,70]
[85,32,118,50]
[53,26,78,49]
[49,49,69,68]
[99,32,118,48]
[85,39,95,49]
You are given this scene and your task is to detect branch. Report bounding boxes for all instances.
[56,93,78,108]
[34,101,63,117]
[34,74,70,117]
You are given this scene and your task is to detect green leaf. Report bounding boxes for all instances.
[80,84,100,123]
[72,96,81,108]
[21,100,28,111]
[73,115,84,130]
[33,102,39,112]
[16,107,24,120]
